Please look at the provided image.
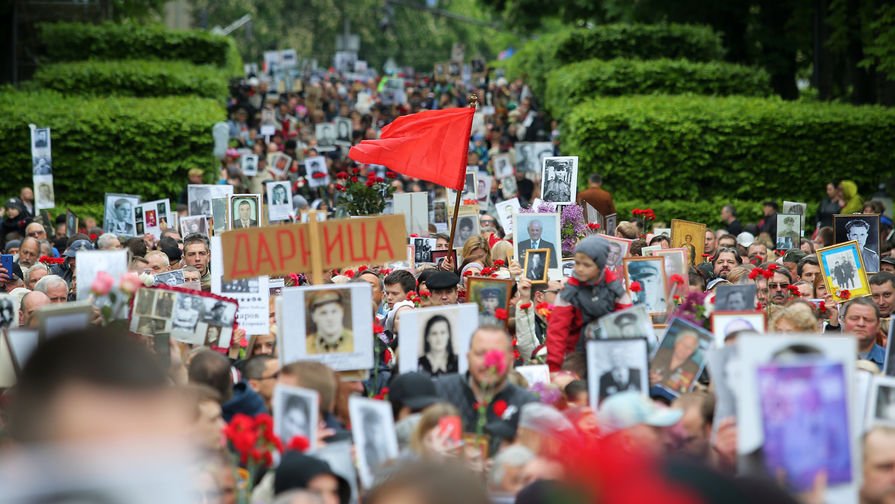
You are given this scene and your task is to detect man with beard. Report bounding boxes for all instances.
[712,248,742,280]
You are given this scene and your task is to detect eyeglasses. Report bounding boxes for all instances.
[768,282,790,290]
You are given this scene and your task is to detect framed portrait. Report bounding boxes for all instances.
[451,210,480,249]
[649,318,713,397]
[500,176,518,199]
[587,338,649,409]
[466,277,514,327]
[349,396,400,489]
[36,301,93,342]
[334,117,353,146]
[397,303,478,376]
[5,328,39,375]
[516,364,551,387]
[714,284,758,311]
[604,213,618,236]
[279,283,374,371]
[561,257,575,278]
[493,153,514,179]
[315,123,337,149]
[103,193,140,236]
[269,152,293,177]
[267,181,294,222]
[816,240,871,302]
[65,209,78,238]
[711,311,765,346]
[0,293,19,330]
[869,376,895,428]
[433,200,448,226]
[885,319,895,377]
[188,184,233,218]
[515,142,553,174]
[495,198,521,235]
[75,249,129,301]
[131,286,237,347]
[776,214,801,251]
[671,219,707,266]
[412,237,437,264]
[241,153,259,177]
[179,215,209,238]
[736,335,857,500]
[450,169,478,203]
[596,305,655,342]
[540,156,578,205]
[304,156,329,188]
[523,248,551,284]
[834,214,880,273]
[623,257,668,315]
[431,249,457,270]
[513,212,561,273]
[273,385,320,451]
[228,194,262,230]
[783,201,808,229]
[598,235,633,280]
[154,269,185,287]
[651,248,688,282]
[210,197,228,234]
[135,199,171,239]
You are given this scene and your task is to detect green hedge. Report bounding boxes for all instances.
[555,24,725,65]
[33,60,229,100]
[0,90,223,205]
[566,95,895,202]
[39,22,243,77]
[496,31,570,99]
[545,58,771,118]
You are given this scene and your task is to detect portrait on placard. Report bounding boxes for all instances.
[776,214,801,251]
[103,193,139,236]
[0,293,19,329]
[467,278,513,327]
[584,203,602,230]
[65,209,78,238]
[652,248,688,280]
[171,293,204,333]
[38,302,94,340]
[228,194,261,230]
[817,241,871,302]
[624,257,667,314]
[413,238,436,264]
[180,215,208,238]
[587,338,649,408]
[514,212,560,269]
[493,153,513,179]
[834,214,880,273]
[714,284,757,311]
[671,219,707,266]
[306,156,330,188]
[34,177,55,210]
[523,248,550,284]
[455,170,477,202]
[500,176,518,199]
[211,197,228,233]
[433,200,448,227]
[189,184,232,218]
[711,311,765,347]
[782,201,807,228]
[154,270,185,287]
[650,318,712,396]
[540,157,578,204]
[32,155,52,176]
[598,235,632,279]
[604,213,618,236]
[241,153,259,177]
[871,378,895,426]
[267,181,293,222]
[76,249,128,302]
[452,213,479,248]
[269,152,293,177]
[335,117,352,146]
[32,127,50,150]
[476,175,492,205]
[274,385,319,450]
[397,304,477,376]
[561,258,575,278]
[597,305,655,341]
[315,123,337,149]
[495,198,521,235]
[350,396,400,489]
[279,284,374,371]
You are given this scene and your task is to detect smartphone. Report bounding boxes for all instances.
[0,254,13,278]
[437,415,462,442]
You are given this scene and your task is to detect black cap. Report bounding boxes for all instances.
[881,257,895,267]
[389,372,440,412]
[426,271,460,290]
[274,452,351,504]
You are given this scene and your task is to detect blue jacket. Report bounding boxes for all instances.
[222,381,268,422]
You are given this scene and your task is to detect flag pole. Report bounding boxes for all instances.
[447,94,478,251]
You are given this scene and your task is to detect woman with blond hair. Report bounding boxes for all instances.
[769,301,820,333]
[490,239,514,266]
[460,235,492,270]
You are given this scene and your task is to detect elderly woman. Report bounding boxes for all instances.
[769,301,820,333]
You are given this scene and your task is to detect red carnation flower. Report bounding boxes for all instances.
[410,233,419,238]
[669,274,685,285]
[463,270,474,277]
[383,348,393,365]
[89,233,98,241]
[373,323,385,334]
[358,265,368,272]
[365,179,375,187]
[343,269,356,278]
[819,301,827,314]
[519,302,532,310]
[630,281,642,293]
[334,184,346,192]
[336,171,349,179]
[762,269,774,279]
[350,176,359,183]
[494,308,509,321]
[352,168,361,175]
[373,387,390,400]
[386,171,397,179]
[748,269,761,280]
[493,399,508,417]
[494,259,506,267]
[587,222,601,230]
[375,177,385,184]
[311,171,326,179]
[767,263,779,271]
[286,435,310,453]
[839,289,851,300]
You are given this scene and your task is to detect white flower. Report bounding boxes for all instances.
[139,272,155,287]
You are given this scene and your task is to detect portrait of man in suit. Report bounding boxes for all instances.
[518,219,558,268]
[524,249,548,282]
[107,198,135,236]
[846,218,879,272]
[232,199,258,229]
[598,345,642,403]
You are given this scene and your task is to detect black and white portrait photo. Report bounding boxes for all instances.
[452,214,479,248]
[624,257,668,314]
[32,127,50,150]
[515,142,553,173]
[349,397,400,489]
[229,194,261,230]
[495,198,521,235]
[714,284,757,311]
[397,304,477,376]
[871,379,895,425]
[34,177,55,211]
[241,153,258,177]
[524,248,550,283]
[459,170,477,201]
[267,181,293,222]
[776,214,801,251]
[316,123,337,149]
[476,175,492,205]
[0,294,17,329]
[783,201,807,228]
[188,184,233,219]
[335,117,352,146]
[835,214,880,273]
[201,298,237,327]
[171,294,203,333]
[597,305,654,340]
[493,153,513,179]
[179,215,208,237]
[305,156,329,188]
[274,385,320,450]
[222,277,259,294]
[540,156,578,205]
[413,237,436,264]
[75,250,129,302]
[586,338,649,408]
[515,213,560,269]
[32,155,52,176]
[153,269,185,287]
[103,193,139,236]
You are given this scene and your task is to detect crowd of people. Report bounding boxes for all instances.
[0,63,894,504]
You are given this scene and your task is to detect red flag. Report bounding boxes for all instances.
[348,107,474,191]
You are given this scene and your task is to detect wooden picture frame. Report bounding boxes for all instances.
[228,194,262,231]
[816,240,871,302]
[671,219,707,266]
[466,277,514,328]
[523,248,551,284]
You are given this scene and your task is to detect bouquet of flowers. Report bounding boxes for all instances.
[334,168,396,216]
[92,270,153,324]
[560,205,589,257]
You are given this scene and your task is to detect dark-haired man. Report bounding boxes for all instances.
[576,173,616,217]
[183,233,211,291]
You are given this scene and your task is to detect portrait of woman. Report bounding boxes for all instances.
[417,315,458,376]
